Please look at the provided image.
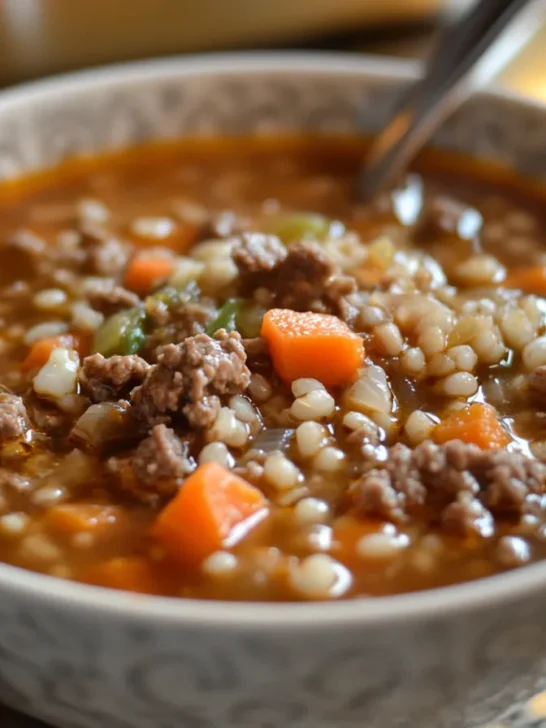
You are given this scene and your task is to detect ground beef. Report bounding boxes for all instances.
[345,418,383,462]
[232,233,287,291]
[273,241,357,315]
[80,222,131,277]
[81,354,150,403]
[271,241,357,316]
[349,440,546,535]
[84,279,140,315]
[123,424,194,502]
[346,417,381,448]
[0,391,29,440]
[143,299,216,355]
[275,241,336,310]
[441,494,494,537]
[231,237,357,316]
[132,331,251,429]
[351,468,404,520]
[7,229,85,276]
[482,450,546,513]
[89,238,131,277]
[144,296,172,328]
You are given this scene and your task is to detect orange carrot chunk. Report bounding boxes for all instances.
[261,308,364,386]
[153,462,268,566]
[22,334,82,371]
[124,256,175,295]
[44,504,123,537]
[85,557,162,595]
[504,266,546,295]
[432,403,511,450]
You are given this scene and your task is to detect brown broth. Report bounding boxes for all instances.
[0,136,544,601]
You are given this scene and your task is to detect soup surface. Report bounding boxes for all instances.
[0,137,545,601]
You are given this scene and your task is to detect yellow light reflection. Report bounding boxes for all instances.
[527,689,546,718]
[499,30,546,102]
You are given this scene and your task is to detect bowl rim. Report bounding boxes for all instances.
[1,50,546,629]
[0,48,543,114]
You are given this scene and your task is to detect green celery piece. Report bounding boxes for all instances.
[206,298,244,336]
[92,308,147,356]
[273,213,333,245]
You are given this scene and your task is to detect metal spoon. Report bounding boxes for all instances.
[358,0,544,201]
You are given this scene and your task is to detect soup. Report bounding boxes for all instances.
[0,137,545,601]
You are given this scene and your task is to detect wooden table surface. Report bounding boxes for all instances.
[2,20,546,728]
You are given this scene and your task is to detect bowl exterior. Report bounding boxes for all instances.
[1,584,546,728]
[0,54,546,728]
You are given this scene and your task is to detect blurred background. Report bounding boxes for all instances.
[0,0,545,100]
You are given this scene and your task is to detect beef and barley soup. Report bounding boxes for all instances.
[0,136,545,601]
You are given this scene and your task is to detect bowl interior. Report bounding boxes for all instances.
[1,52,546,626]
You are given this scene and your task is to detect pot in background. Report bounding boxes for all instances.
[0,0,444,84]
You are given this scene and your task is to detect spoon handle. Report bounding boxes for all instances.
[358,0,543,201]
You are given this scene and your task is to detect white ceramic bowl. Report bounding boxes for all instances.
[1,54,546,728]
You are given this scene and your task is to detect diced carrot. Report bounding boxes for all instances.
[432,403,511,450]
[260,309,364,386]
[504,266,546,295]
[124,256,175,295]
[22,333,82,371]
[153,462,268,566]
[43,504,123,537]
[85,557,162,595]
